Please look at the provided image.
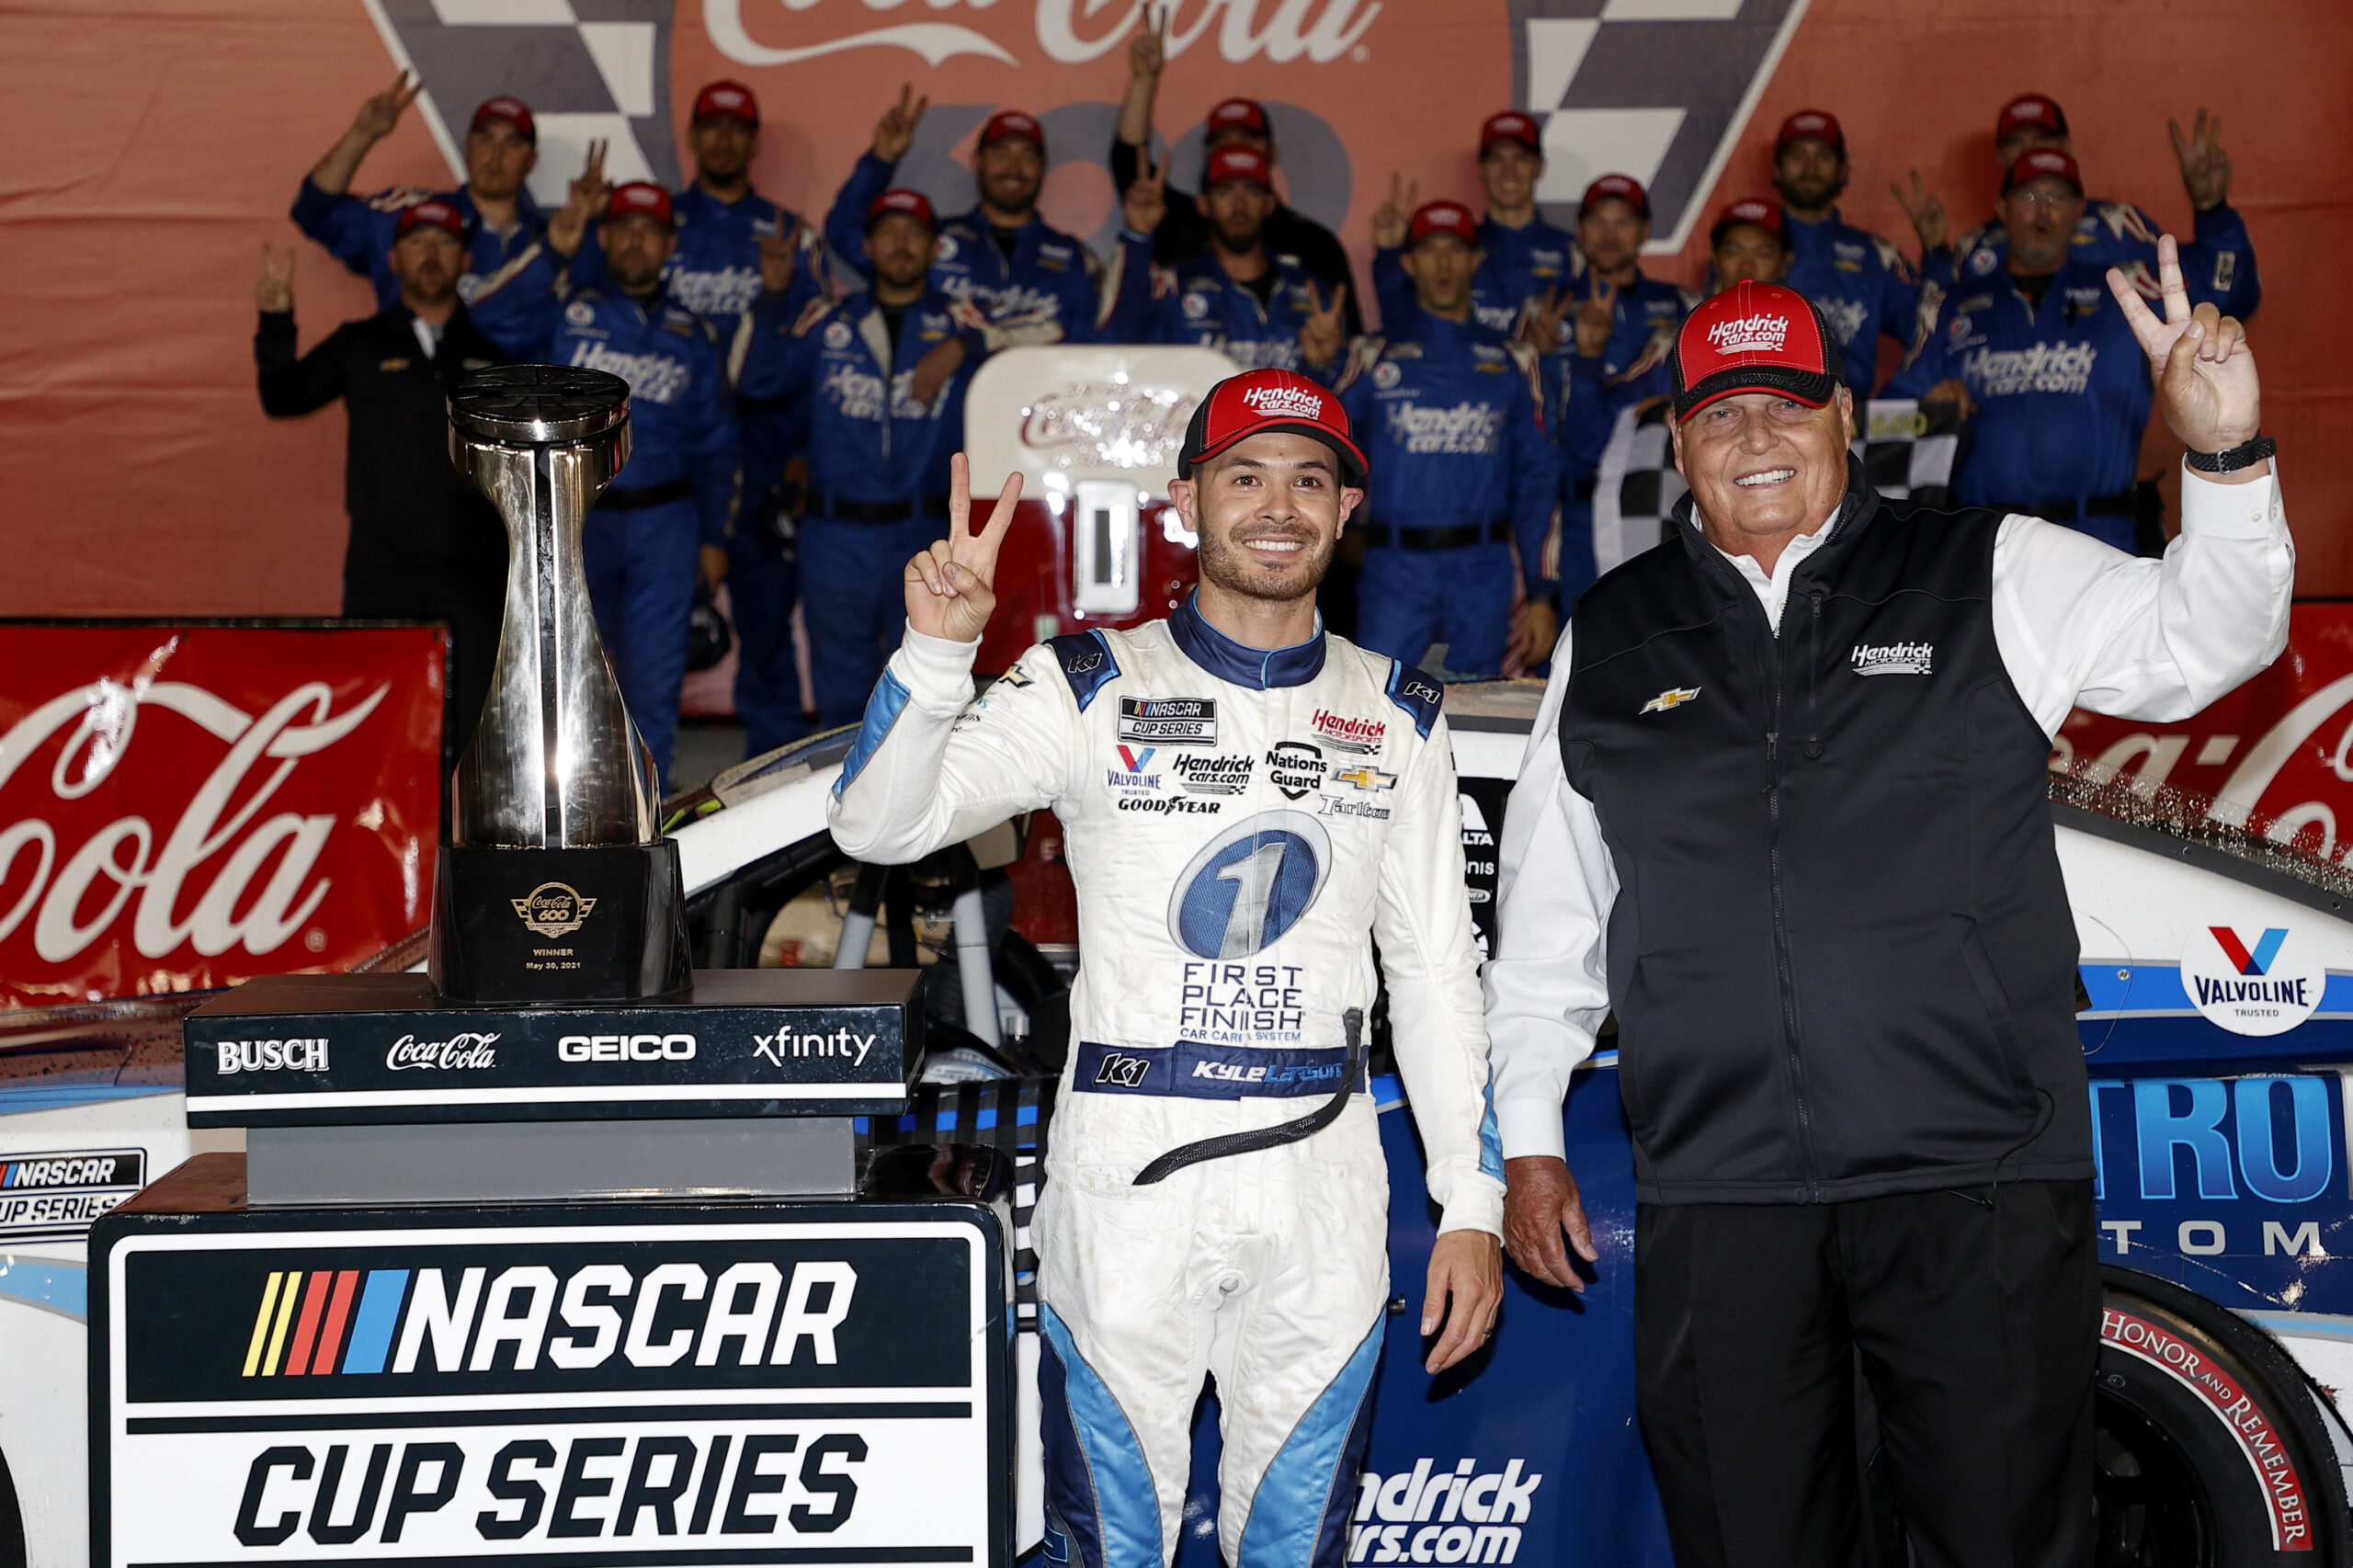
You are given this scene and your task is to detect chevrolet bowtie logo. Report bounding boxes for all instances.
[1641,687,1701,714]
[1334,766,1396,790]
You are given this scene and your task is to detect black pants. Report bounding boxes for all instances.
[1633,1181,2097,1568]
[344,559,506,753]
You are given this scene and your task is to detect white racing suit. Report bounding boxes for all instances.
[827,595,1506,1568]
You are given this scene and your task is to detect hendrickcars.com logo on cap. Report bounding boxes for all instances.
[692,80,758,125]
[1670,279,1845,421]
[1180,369,1369,483]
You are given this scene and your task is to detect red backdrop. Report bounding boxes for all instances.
[0,0,2343,611]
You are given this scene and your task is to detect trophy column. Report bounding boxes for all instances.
[430,364,691,1004]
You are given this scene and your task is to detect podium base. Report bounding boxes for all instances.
[429,839,691,1005]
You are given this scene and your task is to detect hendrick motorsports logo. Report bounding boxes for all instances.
[2183,926,2324,1037]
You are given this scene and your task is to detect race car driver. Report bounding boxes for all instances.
[548,182,738,787]
[1904,94,2259,322]
[1338,201,1561,676]
[828,369,1506,1568]
[290,76,554,358]
[1368,113,1578,343]
[1110,145,1350,378]
[825,92,1120,364]
[1889,150,2250,551]
[737,189,979,729]
[1770,110,1932,393]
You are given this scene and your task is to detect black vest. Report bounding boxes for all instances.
[1562,468,2092,1204]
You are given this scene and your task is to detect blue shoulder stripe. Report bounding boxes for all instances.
[1047,631,1119,711]
[833,668,911,799]
[1384,659,1444,739]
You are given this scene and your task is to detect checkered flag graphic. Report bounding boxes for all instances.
[1507,0,1813,252]
[867,1076,1055,1326]
[363,0,679,208]
[1592,398,1962,576]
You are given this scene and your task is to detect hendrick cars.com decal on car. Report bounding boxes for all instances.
[92,1207,1008,1568]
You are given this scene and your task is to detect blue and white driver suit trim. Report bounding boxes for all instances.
[827,595,1506,1568]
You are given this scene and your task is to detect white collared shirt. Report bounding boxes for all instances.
[1483,464,2296,1162]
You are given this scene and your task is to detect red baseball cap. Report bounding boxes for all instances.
[2003,147,2083,196]
[1579,174,1649,220]
[1481,111,1543,156]
[1997,93,2069,143]
[1179,369,1368,484]
[470,96,535,142]
[395,198,469,242]
[1711,198,1786,247]
[1204,145,1274,192]
[867,187,937,232]
[1206,97,1270,142]
[606,181,674,227]
[1670,280,1846,423]
[1408,200,1479,248]
[979,110,1044,152]
[1775,109,1844,156]
[692,80,759,127]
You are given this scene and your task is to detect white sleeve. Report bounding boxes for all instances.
[1481,628,1620,1165]
[1373,712,1506,1237]
[1993,462,2293,735]
[824,631,1075,863]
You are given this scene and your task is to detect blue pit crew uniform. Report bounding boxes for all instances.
[1553,267,1698,604]
[825,152,1117,348]
[736,287,977,729]
[1369,213,1578,339]
[1336,309,1561,674]
[1927,199,2261,320]
[1112,243,1347,381]
[1783,210,1930,394]
[1890,260,2204,552]
[551,287,738,783]
[828,597,1505,1568]
[574,186,831,756]
[290,178,557,358]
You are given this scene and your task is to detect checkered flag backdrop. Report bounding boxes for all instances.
[1591,398,1962,578]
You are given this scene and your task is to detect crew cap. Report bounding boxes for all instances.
[1180,369,1368,484]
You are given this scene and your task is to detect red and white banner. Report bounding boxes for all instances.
[0,624,444,1008]
[2059,604,2353,861]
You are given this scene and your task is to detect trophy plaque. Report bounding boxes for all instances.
[430,364,690,1004]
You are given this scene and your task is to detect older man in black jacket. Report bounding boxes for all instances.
[255,198,509,747]
[1487,251,2287,1563]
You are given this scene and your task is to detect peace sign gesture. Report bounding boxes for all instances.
[256,244,295,312]
[1371,173,1417,250]
[1123,149,1170,236]
[906,453,1025,642]
[2107,233,2257,455]
[1889,169,1948,253]
[1519,287,1567,357]
[1572,275,1617,358]
[349,71,421,144]
[1300,280,1348,367]
[2168,109,2232,214]
[874,84,929,165]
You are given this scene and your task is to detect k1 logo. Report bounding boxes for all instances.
[1166,812,1332,960]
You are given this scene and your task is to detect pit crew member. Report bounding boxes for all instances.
[1890,150,2255,552]
[1111,145,1350,379]
[826,91,1119,370]
[1108,6,1360,335]
[1490,274,2287,1563]
[290,77,554,357]
[1368,113,1577,342]
[1770,110,1930,393]
[1902,94,2258,322]
[549,182,737,786]
[737,190,978,729]
[1339,201,1561,676]
[253,203,508,744]
[830,371,1505,1568]
[1707,199,1790,291]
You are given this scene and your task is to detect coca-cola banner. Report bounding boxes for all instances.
[2057,604,2353,858]
[0,624,443,1008]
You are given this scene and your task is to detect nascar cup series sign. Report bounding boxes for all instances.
[93,1205,1009,1568]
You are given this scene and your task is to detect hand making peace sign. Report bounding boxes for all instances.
[874,85,930,165]
[1300,281,1348,368]
[2108,233,2258,458]
[1123,150,1170,236]
[905,454,1026,643]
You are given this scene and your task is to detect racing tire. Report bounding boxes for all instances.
[2095,1267,2349,1566]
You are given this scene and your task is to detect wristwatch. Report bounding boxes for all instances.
[2184,435,2276,473]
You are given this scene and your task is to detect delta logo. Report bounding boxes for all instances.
[237,1257,861,1380]
[2182,926,2324,1038]
[1704,313,1790,356]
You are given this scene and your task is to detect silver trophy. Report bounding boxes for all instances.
[430,365,690,1004]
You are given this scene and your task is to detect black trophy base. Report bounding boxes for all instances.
[430,840,691,1005]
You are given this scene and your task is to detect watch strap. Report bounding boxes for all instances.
[2184,434,2275,473]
